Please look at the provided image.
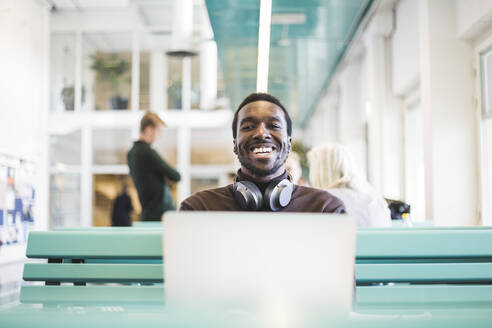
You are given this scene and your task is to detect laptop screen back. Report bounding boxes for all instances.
[163,211,355,324]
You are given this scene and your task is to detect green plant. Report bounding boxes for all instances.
[61,85,86,110]
[90,53,130,95]
[291,140,310,180]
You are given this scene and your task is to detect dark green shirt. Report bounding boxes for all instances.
[127,141,181,221]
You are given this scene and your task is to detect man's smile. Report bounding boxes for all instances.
[248,143,277,159]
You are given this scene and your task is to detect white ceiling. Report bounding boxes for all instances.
[51,0,130,10]
[51,0,211,51]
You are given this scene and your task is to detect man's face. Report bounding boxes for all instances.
[148,124,164,144]
[233,101,291,181]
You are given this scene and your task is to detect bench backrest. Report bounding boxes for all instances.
[355,227,492,285]
[23,231,163,285]
[22,226,492,306]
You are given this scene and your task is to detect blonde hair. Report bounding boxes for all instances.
[140,112,165,132]
[307,143,383,202]
[285,151,303,184]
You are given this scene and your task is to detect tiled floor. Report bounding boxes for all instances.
[0,262,23,308]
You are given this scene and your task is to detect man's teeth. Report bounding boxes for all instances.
[253,147,273,154]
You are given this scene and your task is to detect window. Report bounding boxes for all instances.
[82,33,133,111]
[50,33,76,112]
[480,46,492,225]
[404,101,426,221]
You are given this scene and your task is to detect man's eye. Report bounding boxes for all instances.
[241,125,254,130]
[272,124,281,129]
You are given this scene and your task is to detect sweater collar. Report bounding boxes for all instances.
[135,140,150,146]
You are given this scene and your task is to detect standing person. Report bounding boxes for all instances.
[111,184,133,226]
[307,143,391,227]
[180,93,345,213]
[128,112,181,221]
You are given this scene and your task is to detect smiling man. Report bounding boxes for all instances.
[180,93,345,213]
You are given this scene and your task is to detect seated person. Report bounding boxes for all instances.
[285,151,304,185]
[307,143,391,227]
[180,93,345,213]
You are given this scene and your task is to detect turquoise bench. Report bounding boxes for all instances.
[354,227,492,308]
[133,221,163,228]
[21,227,492,306]
[21,230,164,304]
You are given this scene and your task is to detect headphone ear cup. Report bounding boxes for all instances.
[233,181,263,210]
[264,179,293,211]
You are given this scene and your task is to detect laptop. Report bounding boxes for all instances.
[163,211,355,326]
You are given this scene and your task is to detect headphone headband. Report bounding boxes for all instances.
[232,171,293,211]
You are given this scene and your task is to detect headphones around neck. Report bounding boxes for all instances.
[233,174,293,211]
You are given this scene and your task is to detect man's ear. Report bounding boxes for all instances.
[233,139,238,155]
[144,125,153,135]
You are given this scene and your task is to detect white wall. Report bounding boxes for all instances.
[0,0,49,159]
[337,58,367,177]
[0,0,50,263]
[303,0,484,225]
[420,0,477,225]
[391,0,419,96]
[456,0,492,40]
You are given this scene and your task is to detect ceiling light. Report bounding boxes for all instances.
[256,0,272,93]
[271,13,306,25]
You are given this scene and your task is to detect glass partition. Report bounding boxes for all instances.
[82,32,133,110]
[480,46,492,225]
[153,128,178,166]
[50,129,81,167]
[92,128,133,165]
[50,33,76,112]
[49,173,80,228]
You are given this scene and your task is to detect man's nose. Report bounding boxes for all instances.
[253,123,270,139]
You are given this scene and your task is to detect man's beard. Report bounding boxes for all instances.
[237,149,288,177]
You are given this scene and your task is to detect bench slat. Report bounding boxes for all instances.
[357,229,492,258]
[356,263,492,283]
[20,284,492,306]
[20,285,164,304]
[356,285,492,305]
[23,263,163,283]
[26,231,162,259]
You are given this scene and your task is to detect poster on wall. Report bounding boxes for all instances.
[0,154,36,251]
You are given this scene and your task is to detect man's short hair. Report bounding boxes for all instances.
[140,112,166,132]
[231,93,292,139]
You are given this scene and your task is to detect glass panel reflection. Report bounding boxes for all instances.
[50,33,76,112]
[92,129,132,165]
[82,33,132,110]
[50,173,80,228]
[50,129,81,166]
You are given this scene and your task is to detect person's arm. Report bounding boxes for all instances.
[179,201,195,211]
[332,202,346,214]
[148,149,181,182]
[323,196,346,214]
[127,195,133,213]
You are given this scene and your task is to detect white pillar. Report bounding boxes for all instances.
[200,40,217,110]
[74,31,82,112]
[419,0,478,225]
[131,31,140,111]
[177,126,191,203]
[338,59,367,179]
[150,51,167,111]
[169,0,194,55]
[39,4,50,231]
[80,125,93,227]
[177,57,192,202]
[181,57,191,111]
[363,9,402,197]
